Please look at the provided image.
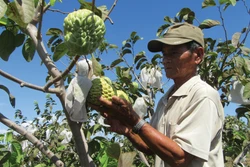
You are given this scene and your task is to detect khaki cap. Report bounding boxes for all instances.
[148,22,204,52]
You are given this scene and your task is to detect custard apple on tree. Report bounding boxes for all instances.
[87,77,116,105]
[63,9,106,56]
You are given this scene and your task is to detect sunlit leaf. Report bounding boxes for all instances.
[91,54,103,77]
[46,28,63,36]
[0,84,15,108]
[11,141,23,164]
[20,0,35,24]
[53,42,68,62]
[199,19,220,29]
[5,131,13,142]
[202,0,216,8]
[219,0,229,4]
[6,0,35,27]
[243,82,250,99]
[0,17,8,26]
[50,0,57,6]
[22,37,35,62]
[230,0,236,6]
[0,0,7,18]
[163,16,174,23]
[177,8,192,22]
[118,152,136,167]
[231,32,241,48]
[0,30,15,61]
[240,47,250,56]
[97,5,109,20]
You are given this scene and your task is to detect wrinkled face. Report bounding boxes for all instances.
[162,44,199,80]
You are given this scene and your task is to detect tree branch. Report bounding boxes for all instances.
[37,0,45,40]
[0,112,64,167]
[104,0,118,23]
[233,143,250,166]
[43,55,80,91]
[25,23,95,167]
[0,69,60,94]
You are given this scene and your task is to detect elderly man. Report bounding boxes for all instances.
[91,22,224,167]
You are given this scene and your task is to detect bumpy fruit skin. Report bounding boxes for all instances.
[63,9,106,56]
[87,77,115,105]
[117,90,129,101]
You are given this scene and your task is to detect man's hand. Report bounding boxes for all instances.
[89,96,140,127]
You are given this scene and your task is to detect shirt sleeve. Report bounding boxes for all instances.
[172,97,222,161]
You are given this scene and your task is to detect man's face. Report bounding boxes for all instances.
[162,44,197,80]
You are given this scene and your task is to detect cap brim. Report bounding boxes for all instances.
[148,38,192,52]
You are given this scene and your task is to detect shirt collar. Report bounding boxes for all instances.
[162,75,201,103]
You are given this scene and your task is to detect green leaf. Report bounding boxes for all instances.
[0,17,8,26]
[53,42,68,62]
[156,24,171,37]
[11,141,23,164]
[50,0,57,6]
[14,33,25,47]
[230,0,236,6]
[5,131,13,142]
[34,164,47,167]
[47,35,59,48]
[78,0,102,18]
[97,5,109,20]
[6,0,34,28]
[106,143,120,159]
[0,85,15,108]
[0,30,15,61]
[121,49,132,56]
[177,8,192,22]
[163,16,174,24]
[199,19,220,29]
[19,0,35,24]
[243,82,250,99]
[0,0,7,19]
[0,150,11,164]
[136,57,147,70]
[151,54,162,65]
[219,0,229,4]
[134,51,146,64]
[202,0,216,8]
[110,59,124,68]
[91,54,103,77]
[130,31,137,39]
[46,28,63,36]
[22,37,35,62]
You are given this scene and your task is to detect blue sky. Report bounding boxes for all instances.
[0,0,249,131]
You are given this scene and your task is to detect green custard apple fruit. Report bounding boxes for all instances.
[63,9,106,56]
[117,90,129,101]
[87,77,115,105]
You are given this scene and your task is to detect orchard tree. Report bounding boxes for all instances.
[0,0,250,167]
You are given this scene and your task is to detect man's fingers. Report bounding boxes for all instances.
[112,96,127,105]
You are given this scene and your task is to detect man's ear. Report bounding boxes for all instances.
[194,47,204,65]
